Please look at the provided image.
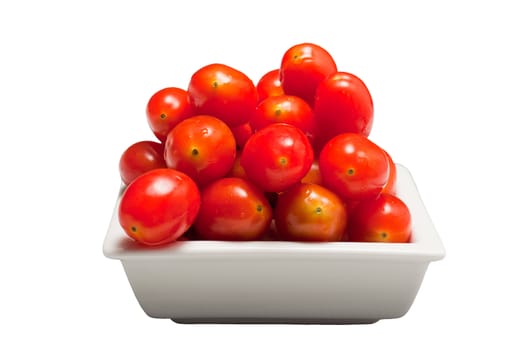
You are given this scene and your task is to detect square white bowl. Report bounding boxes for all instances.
[103,164,445,324]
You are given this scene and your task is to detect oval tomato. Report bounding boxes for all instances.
[280,43,337,106]
[250,94,315,144]
[274,182,347,242]
[164,115,236,187]
[381,148,397,195]
[301,158,322,185]
[241,123,314,192]
[194,177,272,241]
[313,71,374,151]
[230,122,253,150]
[118,168,201,246]
[256,68,283,102]
[146,87,194,142]
[347,193,412,243]
[319,133,389,201]
[187,63,257,127]
[118,140,166,186]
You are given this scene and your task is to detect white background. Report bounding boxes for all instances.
[1,0,526,348]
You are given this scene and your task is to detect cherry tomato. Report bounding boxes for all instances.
[313,71,374,151]
[250,94,315,144]
[187,63,258,127]
[381,148,397,195]
[230,122,253,150]
[274,182,347,242]
[301,158,322,185]
[146,87,194,142]
[256,69,283,102]
[347,193,412,243]
[118,168,201,246]
[194,177,272,240]
[164,115,236,187]
[241,123,314,192]
[227,151,248,180]
[118,140,166,186]
[280,43,337,106]
[319,133,389,201]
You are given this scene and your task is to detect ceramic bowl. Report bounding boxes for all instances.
[103,164,445,324]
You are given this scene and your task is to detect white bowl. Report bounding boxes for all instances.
[103,164,445,324]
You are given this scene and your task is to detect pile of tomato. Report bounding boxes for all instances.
[117,43,412,246]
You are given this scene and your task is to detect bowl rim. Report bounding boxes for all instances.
[103,164,446,263]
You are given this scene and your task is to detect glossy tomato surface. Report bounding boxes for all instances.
[319,133,389,201]
[250,94,315,144]
[164,115,236,187]
[381,148,397,195]
[255,68,283,102]
[274,182,347,242]
[187,63,257,127]
[280,43,337,106]
[313,72,374,151]
[118,140,166,186]
[347,193,412,243]
[118,168,200,246]
[193,177,272,240]
[241,123,314,192]
[146,87,194,142]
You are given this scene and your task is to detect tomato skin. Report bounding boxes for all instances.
[146,87,194,142]
[187,63,258,127]
[313,72,374,152]
[301,158,322,185]
[256,69,284,102]
[274,182,347,242]
[319,133,389,201]
[241,123,314,193]
[347,193,412,243]
[280,43,337,106]
[164,115,236,187]
[230,122,253,150]
[119,141,166,186]
[381,148,397,195]
[250,94,315,144]
[194,177,272,241]
[118,168,201,246]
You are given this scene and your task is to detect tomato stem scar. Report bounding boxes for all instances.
[160,113,166,119]
[256,204,263,212]
[347,168,355,176]
[191,148,199,156]
[131,226,137,232]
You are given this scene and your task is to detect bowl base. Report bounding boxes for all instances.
[171,317,379,325]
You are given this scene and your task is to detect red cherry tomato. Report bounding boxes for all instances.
[347,193,412,243]
[194,177,272,240]
[381,148,397,195]
[250,94,315,144]
[274,182,347,242]
[241,123,314,192]
[227,151,248,180]
[230,122,253,150]
[118,168,201,246]
[187,63,257,127]
[313,72,374,151]
[164,115,236,187]
[256,69,284,102]
[146,87,194,142]
[301,158,322,185]
[319,133,389,201]
[118,140,166,186]
[280,43,337,106]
